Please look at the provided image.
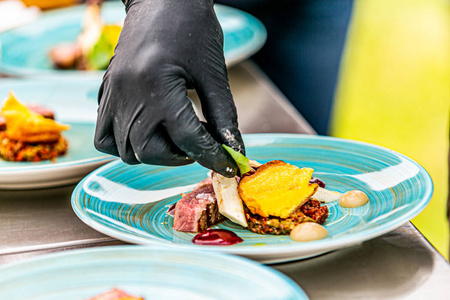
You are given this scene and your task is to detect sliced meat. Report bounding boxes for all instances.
[26,104,55,120]
[167,178,212,217]
[173,182,223,233]
[49,43,81,70]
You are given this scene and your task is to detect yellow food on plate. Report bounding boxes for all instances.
[238,160,319,218]
[0,91,70,162]
[1,91,69,143]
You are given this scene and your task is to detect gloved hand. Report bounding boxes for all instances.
[94,0,244,177]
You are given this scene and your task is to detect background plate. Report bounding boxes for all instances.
[0,78,113,189]
[72,134,433,263]
[0,2,267,76]
[0,246,307,300]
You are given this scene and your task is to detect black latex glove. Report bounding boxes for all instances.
[94,0,244,177]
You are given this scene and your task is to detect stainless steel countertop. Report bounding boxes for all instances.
[0,61,449,299]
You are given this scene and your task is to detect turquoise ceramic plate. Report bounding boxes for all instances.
[0,2,266,77]
[0,246,307,300]
[0,78,113,189]
[72,134,433,263]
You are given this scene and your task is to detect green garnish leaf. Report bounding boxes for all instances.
[222,144,252,175]
[87,25,121,70]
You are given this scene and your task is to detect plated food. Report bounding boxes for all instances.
[170,153,368,245]
[0,246,307,299]
[0,79,116,189]
[0,92,69,162]
[0,2,266,76]
[87,288,143,300]
[49,0,121,70]
[72,134,433,263]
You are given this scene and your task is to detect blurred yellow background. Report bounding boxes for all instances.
[332,0,450,259]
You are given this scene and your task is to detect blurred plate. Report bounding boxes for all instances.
[0,246,307,300]
[71,134,433,263]
[0,78,113,189]
[0,2,266,77]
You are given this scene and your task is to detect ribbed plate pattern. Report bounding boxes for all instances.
[0,246,307,300]
[72,134,433,263]
[0,3,266,76]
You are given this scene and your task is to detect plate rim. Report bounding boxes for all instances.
[0,120,116,189]
[0,155,115,173]
[0,245,308,300]
[0,121,116,173]
[0,2,267,76]
[71,133,433,261]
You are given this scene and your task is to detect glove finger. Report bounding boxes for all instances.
[191,54,245,155]
[94,81,119,157]
[114,108,143,165]
[164,96,238,177]
[94,123,119,157]
[129,122,194,166]
[96,74,140,165]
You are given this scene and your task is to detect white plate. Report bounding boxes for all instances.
[0,78,114,189]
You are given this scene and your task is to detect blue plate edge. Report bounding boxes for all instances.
[0,245,308,300]
[0,3,267,76]
[70,133,434,259]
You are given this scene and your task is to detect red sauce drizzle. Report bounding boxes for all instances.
[192,229,243,246]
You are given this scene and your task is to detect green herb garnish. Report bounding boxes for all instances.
[87,25,121,70]
[222,144,252,175]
